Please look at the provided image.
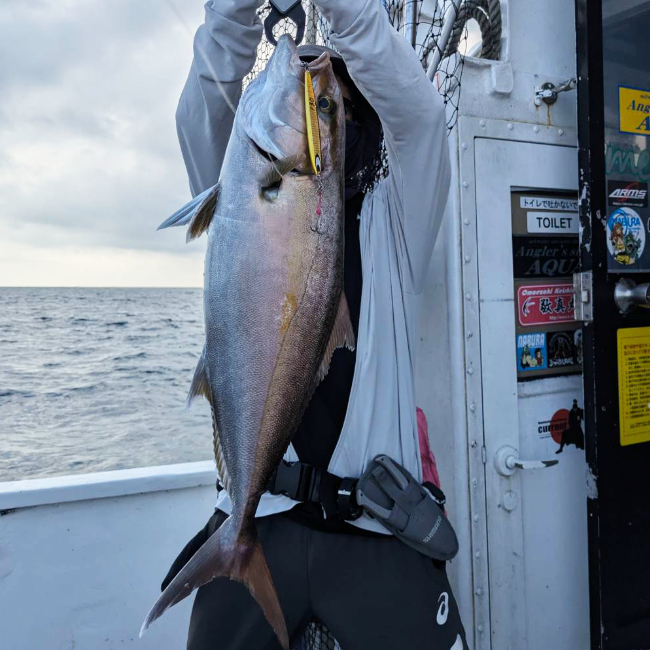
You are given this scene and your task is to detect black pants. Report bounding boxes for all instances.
[164,511,470,650]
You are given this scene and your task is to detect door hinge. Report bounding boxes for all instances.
[573,271,593,322]
[481,446,487,464]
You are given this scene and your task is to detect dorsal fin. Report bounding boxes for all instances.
[316,292,356,384]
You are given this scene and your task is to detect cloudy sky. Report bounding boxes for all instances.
[0,0,208,287]
[0,0,477,287]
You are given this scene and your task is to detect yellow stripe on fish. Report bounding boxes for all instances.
[304,68,322,175]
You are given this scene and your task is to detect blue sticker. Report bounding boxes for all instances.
[606,207,646,265]
[517,332,548,372]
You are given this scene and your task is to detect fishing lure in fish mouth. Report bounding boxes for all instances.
[303,63,324,222]
[303,65,322,176]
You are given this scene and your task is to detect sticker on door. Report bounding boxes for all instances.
[536,400,585,454]
[606,207,646,266]
[517,283,576,327]
[517,332,548,372]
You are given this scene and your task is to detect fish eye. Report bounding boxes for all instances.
[318,96,334,114]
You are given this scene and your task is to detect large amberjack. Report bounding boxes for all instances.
[140,36,350,648]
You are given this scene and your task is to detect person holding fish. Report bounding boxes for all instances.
[142,0,470,648]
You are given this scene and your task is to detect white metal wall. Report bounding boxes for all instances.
[0,463,217,650]
[413,0,584,647]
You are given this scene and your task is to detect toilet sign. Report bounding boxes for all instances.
[526,212,579,234]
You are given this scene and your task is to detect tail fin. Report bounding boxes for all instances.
[139,516,289,649]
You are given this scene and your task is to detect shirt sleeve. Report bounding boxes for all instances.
[176,0,265,196]
[314,0,451,293]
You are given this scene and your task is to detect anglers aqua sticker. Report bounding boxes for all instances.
[606,207,646,265]
[619,86,650,136]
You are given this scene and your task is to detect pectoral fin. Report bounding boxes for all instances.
[316,292,356,384]
[157,183,220,242]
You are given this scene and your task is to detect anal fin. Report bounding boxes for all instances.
[316,292,356,384]
[186,353,211,406]
[186,353,231,494]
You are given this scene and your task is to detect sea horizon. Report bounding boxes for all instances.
[0,287,214,483]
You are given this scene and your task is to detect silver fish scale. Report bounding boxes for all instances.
[203,37,346,521]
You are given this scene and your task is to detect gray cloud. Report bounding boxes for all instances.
[0,0,212,266]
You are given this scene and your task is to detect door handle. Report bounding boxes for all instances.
[614,278,650,314]
[494,445,559,477]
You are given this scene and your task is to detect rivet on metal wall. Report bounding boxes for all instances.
[475,551,481,558]
[467,367,474,375]
[533,125,540,133]
[471,440,477,448]
[507,123,513,130]
[558,128,564,135]
[463,218,470,226]
[472,478,478,487]
[480,119,486,127]
[473,514,479,522]
[466,331,473,338]
[465,293,472,301]
[462,142,468,150]
[475,587,483,596]
[464,255,471,263]
[477,624,484,633]
[469,402,476,411]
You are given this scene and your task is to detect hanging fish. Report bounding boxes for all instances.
[140,34,349,649]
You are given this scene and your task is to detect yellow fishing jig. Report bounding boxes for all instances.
[304,68,322,176]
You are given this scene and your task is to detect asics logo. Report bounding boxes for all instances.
[437,591,449,625]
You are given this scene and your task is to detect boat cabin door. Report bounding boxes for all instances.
[576,0,650,647]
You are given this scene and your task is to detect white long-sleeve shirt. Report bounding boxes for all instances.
[176,0,451,533]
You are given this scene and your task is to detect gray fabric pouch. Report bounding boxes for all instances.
[356,455,459,561]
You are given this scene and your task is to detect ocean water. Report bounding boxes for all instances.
[0,288,214,482]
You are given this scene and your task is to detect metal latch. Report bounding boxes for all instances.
[573,271,593,323]
[614,278,650,314]
[534,78,577,106]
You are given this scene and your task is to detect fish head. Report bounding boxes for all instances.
[237,34,345,180]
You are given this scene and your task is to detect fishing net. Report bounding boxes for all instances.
[246,0,502,134]
[294,617,339,650]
